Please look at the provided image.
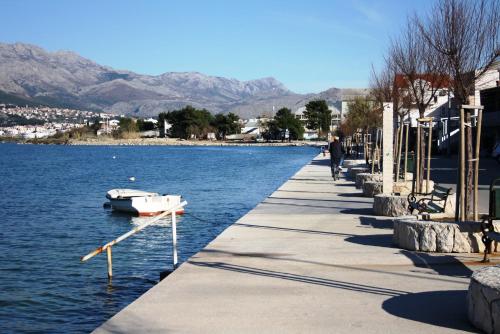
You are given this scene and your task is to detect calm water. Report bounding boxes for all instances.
[0,143,316,333]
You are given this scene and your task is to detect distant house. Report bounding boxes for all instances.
[475,61,500,149]
[393,73,452,127]
[241,118,260,135]
[294,104,343,139]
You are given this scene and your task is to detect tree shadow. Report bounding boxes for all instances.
[189,261,407,297]
[233,223,354,238]
[333,183,358,187]
[382,290,477,332]
[344,234,394,248]
[340,207,374,215]
[359,216,393,229]
[338,192,364,198]
[268,196,370,205]
[400,250,473,278]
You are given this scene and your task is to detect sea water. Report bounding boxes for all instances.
[0,143,316,333]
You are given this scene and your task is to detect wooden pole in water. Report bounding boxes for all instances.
[171,211,178,268]
[460,108,466,222]
[474,109,483,221]
[404,123,409,182]
[107,246,113,279]
[426,120,433,194]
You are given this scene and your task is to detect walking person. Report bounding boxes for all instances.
[329,136,344,180]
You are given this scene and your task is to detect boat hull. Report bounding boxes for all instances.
[109,195,184,216]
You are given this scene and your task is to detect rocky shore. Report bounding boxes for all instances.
[64,138,325,147]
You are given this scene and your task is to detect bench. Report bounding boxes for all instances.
[407,185,454,215]
[481,177,500,262]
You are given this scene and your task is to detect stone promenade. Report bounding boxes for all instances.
[94,155,492,333]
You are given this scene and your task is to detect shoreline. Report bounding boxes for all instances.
[1,137,327,147]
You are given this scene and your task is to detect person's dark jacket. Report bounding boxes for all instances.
[329,141,344,165]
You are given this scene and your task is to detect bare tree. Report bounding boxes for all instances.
[389,18,449,192]
[370,60,411,123]
[371,60,412,181]
[418,0,500,219]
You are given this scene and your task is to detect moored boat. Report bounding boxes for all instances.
[105,189,184,216]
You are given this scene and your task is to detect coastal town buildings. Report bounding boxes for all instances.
[0,105,117,138]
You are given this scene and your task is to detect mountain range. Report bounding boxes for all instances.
[0,43,368,118]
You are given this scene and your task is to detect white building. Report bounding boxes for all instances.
[240,118,264,136]
[474,61,500,146]
[294,104,343,139]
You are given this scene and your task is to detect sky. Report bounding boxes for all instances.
[0,0,435,93]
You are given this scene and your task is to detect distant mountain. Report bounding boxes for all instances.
[0,43,368,118]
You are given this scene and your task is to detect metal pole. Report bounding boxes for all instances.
[474,109,483,221]
[416,123,421,193]
[107,247,113,279]
[404,123,409,182]
[171,211,178,268]
[426,120,432,194]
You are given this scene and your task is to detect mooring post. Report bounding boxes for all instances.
[171,211,178,269]
[107,246,113,279]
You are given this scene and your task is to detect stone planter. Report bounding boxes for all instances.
[349,167,369,179]
[393,215,500,253]
[373,194,409,217]
[467,266,500,334]
[355,173,382,189]
[362,181,383,197]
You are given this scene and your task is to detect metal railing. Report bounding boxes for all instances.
[81,201,188,279]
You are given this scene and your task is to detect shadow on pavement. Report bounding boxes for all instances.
[338,192,364,198]
[340,207,374,215]
[309,159,331,166]
[359,216,393,229]
[344,234,393,248]
[234,223,354,238]
[190,261,407,297]
[382,290,477,332]
[401,250,473,278]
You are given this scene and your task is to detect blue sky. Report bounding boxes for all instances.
[0,0,434,93]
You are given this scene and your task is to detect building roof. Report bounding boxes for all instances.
[394,74,451,90]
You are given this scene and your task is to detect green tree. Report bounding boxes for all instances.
[136,119,157,132]
[211,112,241,139]
[304,100,331,137]
[164,105,214,139]
[343,97,380,132]
[273,107,304,141]
[119,117,138,133]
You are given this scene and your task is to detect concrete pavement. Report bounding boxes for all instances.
[94,155,496,333]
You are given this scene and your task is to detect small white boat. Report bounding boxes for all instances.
[106,189,184,216]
